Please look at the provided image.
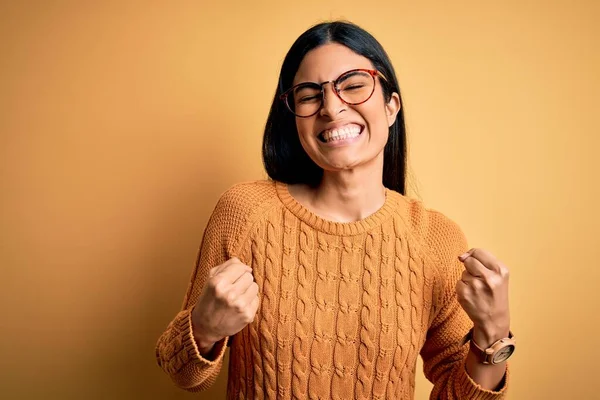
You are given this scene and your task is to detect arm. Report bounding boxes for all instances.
[420,213,509,399]
[465,334,509,390]
[155,189,246,392]
[458,247,512,391]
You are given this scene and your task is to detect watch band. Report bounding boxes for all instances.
[463,329,516,365]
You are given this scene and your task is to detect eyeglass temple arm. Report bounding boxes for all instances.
[376,70,389,82]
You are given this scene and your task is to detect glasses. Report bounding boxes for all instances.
[280,69,388,118]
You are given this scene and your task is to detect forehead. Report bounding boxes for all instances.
[293,43,374,85]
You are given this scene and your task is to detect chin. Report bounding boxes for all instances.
[319,158,363,171]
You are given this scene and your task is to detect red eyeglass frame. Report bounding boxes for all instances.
[279,68,388,118]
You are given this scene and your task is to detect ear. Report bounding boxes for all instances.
[385,92,401,127]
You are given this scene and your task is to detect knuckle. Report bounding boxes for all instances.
[234,299,246,312]
[242,312,252,324]
[487,275,502,288]
[233,259,246,268]
[234,264,246,273]
[212,278,228,298]
[226,292,238,305]
[207,275,220,289]
[248,302,258,322]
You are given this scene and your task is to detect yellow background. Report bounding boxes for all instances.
[1,1,598,399]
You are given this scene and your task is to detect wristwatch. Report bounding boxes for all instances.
[463,329,516,365]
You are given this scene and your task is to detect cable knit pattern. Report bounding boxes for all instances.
[356,231,379,398]
[260,219,281,399]
[309,232,337,399]
[155,180,510,399]
[250,231,266,399]
[372,227,395,399]
[388,220,409,396]
[276,210,297,398]
[292,221,315,399]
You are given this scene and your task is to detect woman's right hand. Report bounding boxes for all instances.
[191,257,259,355]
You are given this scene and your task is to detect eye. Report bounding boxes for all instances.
[297,94,321,103]
[340,84,365,91]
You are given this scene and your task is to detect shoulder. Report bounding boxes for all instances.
[214,179,277,211]
[209,180,279,228]
[388,191,468,262]
[200,180,280,257]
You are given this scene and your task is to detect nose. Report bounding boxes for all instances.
[319,82,346,118]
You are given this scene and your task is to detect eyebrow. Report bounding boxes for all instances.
[295,69,368,88]
[292,82,321,94]
[336,70,363,83]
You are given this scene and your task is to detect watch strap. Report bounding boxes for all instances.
[462,328,515,365]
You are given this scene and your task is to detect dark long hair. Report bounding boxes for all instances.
[262,21,407,194]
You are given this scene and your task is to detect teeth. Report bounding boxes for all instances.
[322,125,361,143]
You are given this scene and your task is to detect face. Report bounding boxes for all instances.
[291,43,400,172]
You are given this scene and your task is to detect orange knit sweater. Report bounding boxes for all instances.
[156,180,509,399]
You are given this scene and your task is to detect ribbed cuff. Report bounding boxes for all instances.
[181,309,229,366]
[457,362,509,400]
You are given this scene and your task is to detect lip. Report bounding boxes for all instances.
[318,123,365,147]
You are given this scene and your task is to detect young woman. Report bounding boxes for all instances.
[156,21,514,399]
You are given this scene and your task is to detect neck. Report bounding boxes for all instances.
[305,155,386,223]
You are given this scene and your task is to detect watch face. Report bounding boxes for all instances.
[492,345,515,364]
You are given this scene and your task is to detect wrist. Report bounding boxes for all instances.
[193,332,217,354]
[190,313,222,355]
[472,325,510,348]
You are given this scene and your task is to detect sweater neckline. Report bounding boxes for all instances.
[275,180,397,236]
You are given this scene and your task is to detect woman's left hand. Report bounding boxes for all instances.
[456,248,511,347]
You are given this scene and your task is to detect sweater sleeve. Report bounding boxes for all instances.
[155,185,250,392]
[420,211,509,400]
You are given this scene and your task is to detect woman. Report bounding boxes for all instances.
[156,21,515,399]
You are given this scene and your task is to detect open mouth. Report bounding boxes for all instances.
[318,124,364,143]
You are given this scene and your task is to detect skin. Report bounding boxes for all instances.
[191,258,259,355]
[288,44,400,223]
[193,42,511,391]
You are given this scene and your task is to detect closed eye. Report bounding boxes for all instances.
[298,94,321,103]
[340,84,365,91]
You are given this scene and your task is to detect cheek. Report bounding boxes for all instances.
[295,119,317,151]
[296,119,316,141]
[362,105,390,140]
